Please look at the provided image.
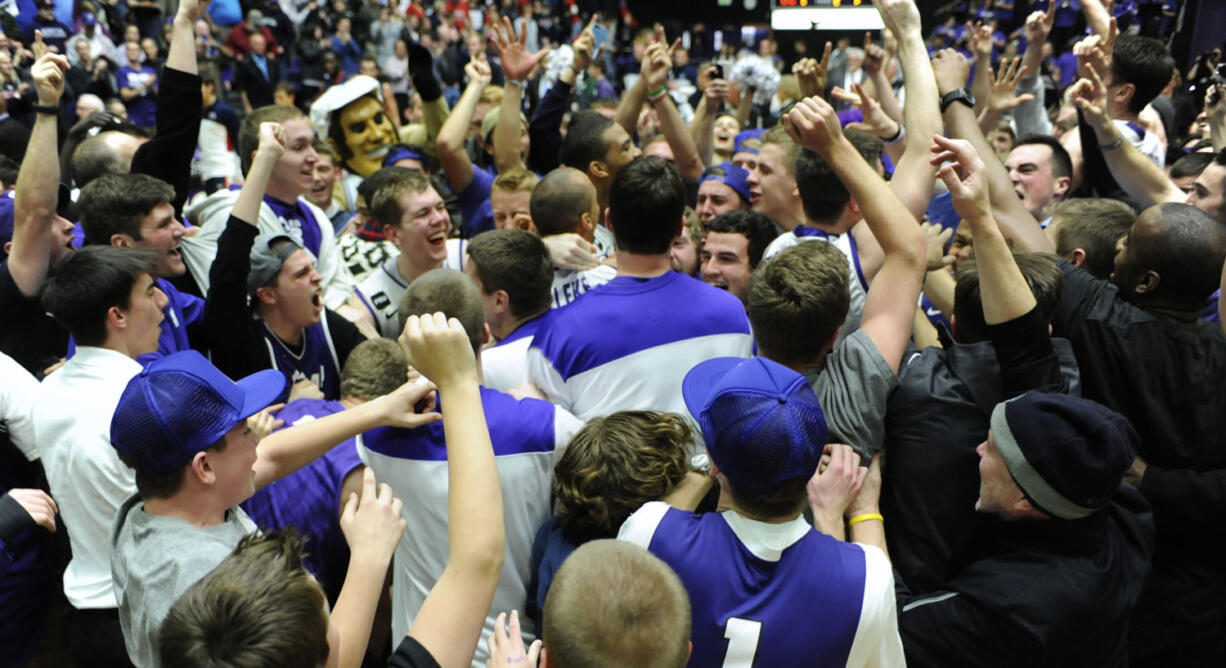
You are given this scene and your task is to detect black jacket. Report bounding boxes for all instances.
[897,485,1154,668]
[883,308,1080,593]
[1050,261,1226,657]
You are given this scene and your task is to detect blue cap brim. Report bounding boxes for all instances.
[682,357,745,425]
[235,369,288,422]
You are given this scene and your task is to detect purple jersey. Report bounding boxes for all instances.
[241,398,363,596]
[619,502,903,667]
[261,315,342,399]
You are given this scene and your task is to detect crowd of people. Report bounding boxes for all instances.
[0,0,1224,666]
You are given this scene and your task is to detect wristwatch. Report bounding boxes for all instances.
[690,453,712,474]
[939,88,976,114]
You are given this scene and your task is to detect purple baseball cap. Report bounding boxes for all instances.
[110,351,287,476]
[700,161,752,204]
[683,356,827,496]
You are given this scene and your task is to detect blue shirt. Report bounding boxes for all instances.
[458,165,496,237]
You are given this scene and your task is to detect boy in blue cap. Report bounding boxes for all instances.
[619,355,903,667]
[107,349,440,666]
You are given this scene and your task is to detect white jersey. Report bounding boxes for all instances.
[527,271,754,422]
[551,264,616,309]
[1116,119,1165,169]
[357,387,582,668]
[593,225,616,259]
[481,316,545,392]
[355,239,466,338]
[763,225,868,347]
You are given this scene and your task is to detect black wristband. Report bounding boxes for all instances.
[31,103,59,115]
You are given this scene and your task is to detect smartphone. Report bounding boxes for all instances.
[710,64,724,79]
[591,23,608,54]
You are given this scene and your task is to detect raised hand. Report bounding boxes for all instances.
[485,611,542,668]
[255,121,287,161]
[835,82,899,139]
[399,312,479,392]
[1068,61,1111,129]
[30,51,69,106]
[464,57,493,89]
[985,57,1034,114]
[488,15,549,82]
[571,14,599,73]
[876,0,922,39]
[793,56,821,99]
[929,134,991,222]
[920,222,955,272]
[931,48,971,96]
[967,21,994,61]
[863,32,886,77]
[340,467,406,564]
[783,95,845,155]
[176,0,210,23]
[1023,1,1056,45]
[703,72,729,106]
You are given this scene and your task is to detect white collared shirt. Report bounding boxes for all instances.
[33,346,142,609]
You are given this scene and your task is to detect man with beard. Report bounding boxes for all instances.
[309,75,399,216]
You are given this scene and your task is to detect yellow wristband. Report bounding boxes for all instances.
[848,513,883,527]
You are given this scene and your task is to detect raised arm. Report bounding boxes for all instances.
[931,135,1035,323]
[9,49,68,297]
[643,41,703,181]
[130,0,205,216]
[690,65,727,167]
[1068,64,1184,208]
[1014,4,1056,138]
[253,381,441,490]
[967,21,995,114]
[932,48,1052,253]
[331,468,407,668]
[399,313,504,668]
[977,57,1035,135]
[877,0,943,226]
[489,16,549,174]
[436,59,491,193]
[616,28,674,137]
[784,95,927,373]
[526,19,594,174]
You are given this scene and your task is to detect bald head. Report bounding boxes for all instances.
[542,540,690,668]
[530,167,599,238]
[1114,202,1226,307]
[71,131,146,188]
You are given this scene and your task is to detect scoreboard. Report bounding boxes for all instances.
[770,0,883,30]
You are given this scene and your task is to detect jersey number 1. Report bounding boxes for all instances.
[722,617,762,667]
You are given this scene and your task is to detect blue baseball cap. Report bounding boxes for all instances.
[383,144,428,168]
[700,162,752,204]
[110,351,287,476]
[682,356,828,496]
[733,129,765,154]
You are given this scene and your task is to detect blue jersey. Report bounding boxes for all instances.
[241,398,363,598]
[619,502,904,667]
[260,316,342,399]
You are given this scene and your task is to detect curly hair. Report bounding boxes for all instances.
[553,412,692,545]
